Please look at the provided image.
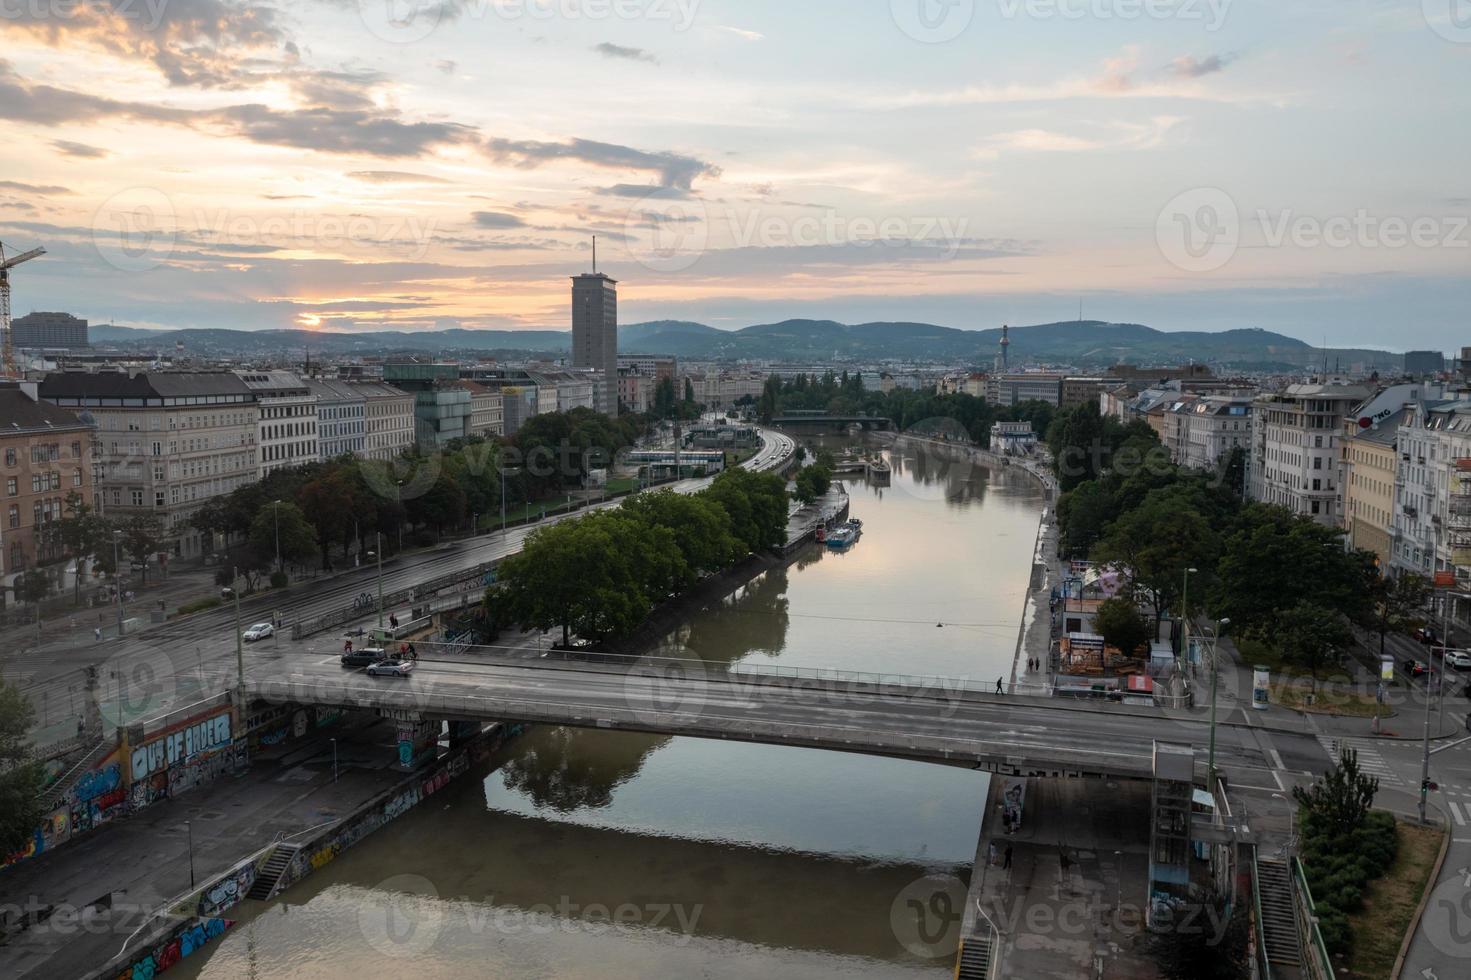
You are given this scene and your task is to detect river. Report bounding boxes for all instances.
[174,437,1047,979]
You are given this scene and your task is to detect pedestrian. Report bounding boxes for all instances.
[76,717,84,737]
[344,639,353,654]
[94,627,102,642]
[988,841,998,867]
[389,613,398,629]
[995,677,1003,695]
[399,642,408,658]
[408,642,417,660]
[1003,844,1013,870]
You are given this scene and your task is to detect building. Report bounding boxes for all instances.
[618,366,651,415]
[986,372,1064,407]
[1344,409,1404,570]
[447,380,505,439]
[698,371,766,410]
[237,371,319,477]
[383,363,471,449]
[617,355,676,386]
[1164,396,1253,477]
[353,382,416,461]
[12,312,89,350]
[0,381,95,601]
[529,370,596,413]
[1060,377,1113,411]
[39,371,257,557]
[571,271,618,416]
[1106,363,1216,385]
[1405,350,1446,376]
[499,386,539,435]
[305,377,366,461]
[1248,384,1371,525]
[989,420,1038,454]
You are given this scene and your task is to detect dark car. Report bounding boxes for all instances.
[341,647,387,668]
[1416,627,1439,646]
[1404,659,1429,678]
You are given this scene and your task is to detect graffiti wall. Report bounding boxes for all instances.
[90,916,232,980]
[247,705,345,752]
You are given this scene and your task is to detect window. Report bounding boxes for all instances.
[131,489,143,507]
[49,472,60,490]
[3,449,13,466]
[4,478,13,496]
[6,505,16,528]
[155,491,165,507]
[71,441,81,458]
[72,469,82,488]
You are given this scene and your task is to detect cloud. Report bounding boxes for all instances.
[716,25,764,41]
[435,59,457,75]
[52,139,108,158]
[0,180,72,196]
[975,117,1184,157]
[348,171,452,184]
[593,42,657,64]
[472,211,527,229]
[485,136,719,189]
[1169,53,1237,78]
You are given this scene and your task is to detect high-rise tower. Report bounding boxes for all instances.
[571,238,618,416]
[999,323,1010,371]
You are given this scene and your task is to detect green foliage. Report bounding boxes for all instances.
[1093,485,1218,629]
[248,501,318,571]
[1148,891,1250,980]
[176,596,222,616]
[618,491,742,586]
[702,468,788,553]
[1093,597,1152,655]
[1297,805,1399,957]
[41,491,111,604]
[1294,747,1380,838]
[1275,601,1352,691]
[792,463,832,504]
[0,678,41,854]
[1365,572,1430,657]
[11,569,51,606]
[269,570,289,589]
[116,513,164,586]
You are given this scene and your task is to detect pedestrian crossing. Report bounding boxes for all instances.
[1317,736,1405,787]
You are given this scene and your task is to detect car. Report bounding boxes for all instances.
[1446,650,1471,670]
[1416,627,1440,646]
[365,659,415,678]
[1404,659,1430,677]
[242,623,274,642]
[340,647,386,668]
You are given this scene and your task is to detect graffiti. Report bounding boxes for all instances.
[130,773,169,811]
[167,749,236,798]
[131,714,231,781]
[293,709,309,739]
[73,763,122,804]
[422,769,450,797]
[309,843,340,870]
[258,727,289,747]
[114,918,231,980]
[314,706,344,728]
[197,862,255,917]
[382,788,420,821]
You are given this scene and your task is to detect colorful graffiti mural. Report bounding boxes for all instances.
[111,917,231,980]
[197,861,256,918]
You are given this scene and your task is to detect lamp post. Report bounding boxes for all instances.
[373,531,385,630]
[1207,617,1230,785]
[1419,586,1449,824]
[112,531,124,637]
[187,820,195,888]
[224,568,245,712]
[1182,566,1198,665]
[272,499,281,574]
[330,737,338,783]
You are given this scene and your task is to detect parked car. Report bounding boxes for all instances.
[1416,626,1439,646]
[341,647,387,667]
[1404,659,1430,678]
[365,659,415,678]
[1446,650,1471,670]
[242,622,274,642]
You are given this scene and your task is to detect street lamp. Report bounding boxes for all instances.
[372,532,385,630]
[330,737,338,783]
[1419,585,1451,824]
[1182,567,1198,664]
[1207,617,1230,785]
[223,567,245,713]
[272,499,281,574]
[112,531,124,637]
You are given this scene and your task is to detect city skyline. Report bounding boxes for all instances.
[2,3,1469,349]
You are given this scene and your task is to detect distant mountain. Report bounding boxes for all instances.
[89,319,1401,371]
[89,324,168,342]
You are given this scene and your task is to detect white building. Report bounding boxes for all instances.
[699,371,766,409]
[1249,384,1370,525]
[237,370,318,477]
[306,377,366,461]
[989,420,1037,454]
[1166,396,1254,477]
[353,382,416,461]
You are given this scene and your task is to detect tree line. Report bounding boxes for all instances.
[489,467,789,647]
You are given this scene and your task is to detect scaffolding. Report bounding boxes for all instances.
[1449,458,1471,574]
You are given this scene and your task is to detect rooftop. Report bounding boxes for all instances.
[0,384,92,435]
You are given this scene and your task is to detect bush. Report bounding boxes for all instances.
[1299,811,1402,957]
[269,571,289,589]
[176,596,222,616]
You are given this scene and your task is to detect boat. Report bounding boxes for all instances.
[814,525,827,543]
[825,525,857,548]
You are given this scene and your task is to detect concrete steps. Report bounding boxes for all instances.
[38,738,115,813]
[1257,859,1302,969]
[954,936,994,980]
[246,843,301,901]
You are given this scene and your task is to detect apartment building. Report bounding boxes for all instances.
[448,380,505,439]
[698,372,765,410]
[1344,410,1403,569]
[305,377,366,461]
[353,381,416,461]
[1061,377,1114,411]
[0,382,95,600]
[618,367,651,415]
[39,371,257,557]
[986,372,1064,407]
[617,355,677,386]
[237,371,319,477]
[1249,384,1370,525]
[1163,396,1254,479]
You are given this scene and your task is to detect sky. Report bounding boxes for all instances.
[2,0,1469,351]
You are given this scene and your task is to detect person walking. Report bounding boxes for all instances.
[995,677,1004,695]
[1003,844,1013,870]
[407,642,417,660]
[94,627,102,642]
[988,841,998,867]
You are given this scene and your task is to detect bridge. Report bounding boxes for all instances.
[770,413,893,431]
[246,654,1273,786]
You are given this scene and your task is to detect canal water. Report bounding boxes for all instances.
[175,439,1046,979]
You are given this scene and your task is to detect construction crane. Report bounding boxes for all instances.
[0,241,45,379]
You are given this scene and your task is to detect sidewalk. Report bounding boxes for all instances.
[0,716,408,980]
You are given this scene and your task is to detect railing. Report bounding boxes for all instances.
[292,561,497,639]
[1251,848,1273,980]
[1292,858,1336,980]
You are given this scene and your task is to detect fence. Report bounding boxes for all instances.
[291,560,498,640]
[1292,858,1336,980]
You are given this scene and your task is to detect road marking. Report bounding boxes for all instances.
[1451,801,1467,827]
[1432,735,1471,755]
[1269,747,1286,770]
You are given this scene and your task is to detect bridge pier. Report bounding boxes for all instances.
[446,719,481,747]
[390,716,438,771]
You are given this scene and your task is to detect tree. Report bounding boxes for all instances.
[1293,746,1378,837]
[1093,597,1152,656]
[116,514,164,587]
[41,492,109,606]
[619,490,741,586]
[299,471,360,567]
[0,678,42,854]
[683,377,696,405]
[1276,601,1351,694]
[1093,487,1217,632]
[701,468,788,553]
[1366,572,1430,659]
[248,501,318,574]
[1148,890,1249,980]
[653,376,678,419]
[792,463,832,505]
[12,570,51,643]
[407,470,467,537]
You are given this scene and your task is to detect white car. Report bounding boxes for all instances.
[365,659,415,678]
[1446,650,1471,670]
[242,622,274,642]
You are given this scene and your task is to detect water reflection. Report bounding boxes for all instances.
[499,727,671,812]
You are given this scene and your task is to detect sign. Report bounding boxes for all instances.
[1251,667,1270,710]
[1381,657,1395,683]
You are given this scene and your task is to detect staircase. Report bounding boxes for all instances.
[246,843,301,901]
[954,936,994,980]
[1257,859,1302,971]
[37,738,116,813]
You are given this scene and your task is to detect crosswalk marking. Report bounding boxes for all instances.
[1450,801,1467,827]
[1318,736,1405,787]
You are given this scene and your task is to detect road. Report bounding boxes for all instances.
[14,427,795,745]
